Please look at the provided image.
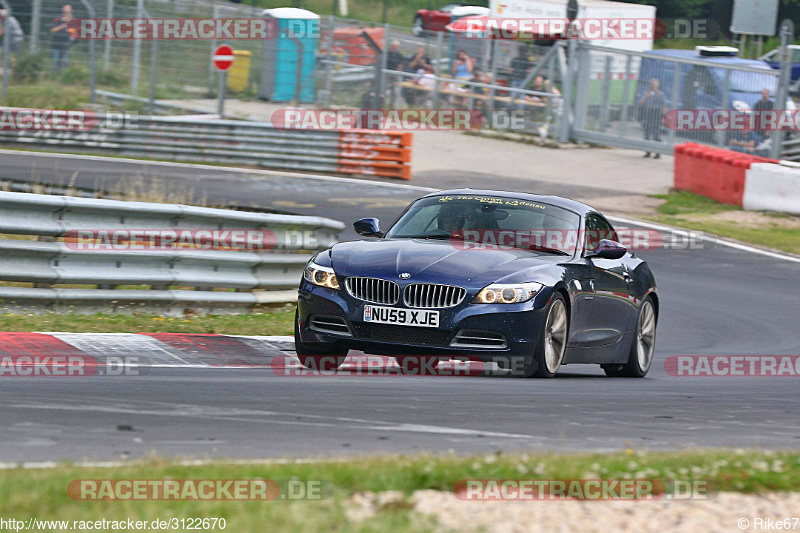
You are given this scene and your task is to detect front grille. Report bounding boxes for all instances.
[345,277,400,305]
[352,323,453,346]
[309,315,352,337]
[403,283,467,308]
[451,329,507,349]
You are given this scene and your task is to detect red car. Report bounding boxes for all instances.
[412,3,489,36]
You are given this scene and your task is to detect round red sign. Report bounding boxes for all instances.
[212,44,234,71]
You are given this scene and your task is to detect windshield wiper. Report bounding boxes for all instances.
[397,234,455,240]
[529,246,570,256]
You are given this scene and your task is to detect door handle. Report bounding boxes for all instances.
[623,272,634,284]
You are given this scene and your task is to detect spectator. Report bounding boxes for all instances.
[451,49,473,80]
[0,9,24,55]
[728,128,760,154]
[470,67,488,94]
[510,45,532,88]
[386,40,405,71]
[728,110,766,155]
[384,40,406,104]
[51,4,75,71]
[753,88,774,141]
[412,64,436,108]
[638,78,667,159]
[406,45,430,72]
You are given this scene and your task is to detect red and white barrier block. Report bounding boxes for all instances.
[674,143,800,215]
[743,162,800,215]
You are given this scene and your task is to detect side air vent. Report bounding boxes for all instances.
[309,315,352,337]
[450,329,507,349]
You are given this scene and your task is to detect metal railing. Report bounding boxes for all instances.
[0,112,413,180]
[0,191,344,314]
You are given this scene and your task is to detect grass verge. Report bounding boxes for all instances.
[0,450,798,532]
[0,307,295,336]
[647,191,800,254]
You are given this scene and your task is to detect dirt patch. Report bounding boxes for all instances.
[575,195,665,217]
[347,490,800,532]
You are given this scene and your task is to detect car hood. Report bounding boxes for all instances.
[329,238,567,287]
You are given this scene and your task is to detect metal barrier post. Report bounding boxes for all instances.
[772,19,793,159]
[488,39,499,115]
[433,31,443,110]
[319,15,335,106]
[599,55,612,132]
[619,54,633,138]
[79,0,97,104]
[716,70,730,148]
[0,1,10,102]
[130,0,143,95]
[209,3,219,92]
[572,42,591,131]
[31,0,42,53]
[149,39,158,113]
[667,62,681,147]
[103,0,113,72]
[559,40,575,143]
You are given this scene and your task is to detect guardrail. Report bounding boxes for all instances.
[0,109,412,181]
[0,191,344,314]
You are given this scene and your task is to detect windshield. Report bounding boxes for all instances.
[384,194,581,254]
[713,67,778,93]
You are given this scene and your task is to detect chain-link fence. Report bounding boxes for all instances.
[2,2,797,153]
[569,42,791,159]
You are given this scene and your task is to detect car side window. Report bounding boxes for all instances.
[585,214,618,251]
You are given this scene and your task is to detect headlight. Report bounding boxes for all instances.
[303,261,340,290]
[472,282,543,304]
[732,100,751,112]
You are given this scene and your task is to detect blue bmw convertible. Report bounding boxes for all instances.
[295,189,658,378]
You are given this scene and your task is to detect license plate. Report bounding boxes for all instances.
[363,305,439,328]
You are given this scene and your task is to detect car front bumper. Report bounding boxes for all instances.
[296,281,554,361]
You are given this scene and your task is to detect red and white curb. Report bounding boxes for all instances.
[0,332,295,369]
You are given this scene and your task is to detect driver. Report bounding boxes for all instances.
[436,204,474,234]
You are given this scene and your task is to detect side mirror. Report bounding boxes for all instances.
[353,217,382,237]
[587,239,627,260]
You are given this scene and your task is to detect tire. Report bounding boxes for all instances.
[519,293,568,378]
[395,356,440,375]
[412,16,425,37]
[603,297,657,378]
[294,311,348,371]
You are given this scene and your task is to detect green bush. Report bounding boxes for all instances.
[10,52,48,84]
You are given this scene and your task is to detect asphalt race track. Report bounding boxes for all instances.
[1,150,799,463]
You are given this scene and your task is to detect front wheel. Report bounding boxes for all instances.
[604,298,657,378]
[519,293,568,378]
[294,311,348,371]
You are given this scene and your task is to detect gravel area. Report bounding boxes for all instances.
[347,490,800,532]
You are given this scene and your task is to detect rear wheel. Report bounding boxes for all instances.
[519,293,568,378]
[603,298,656,378]
[294,311,348,371]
